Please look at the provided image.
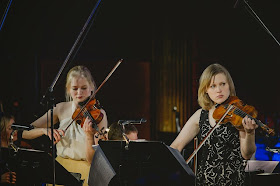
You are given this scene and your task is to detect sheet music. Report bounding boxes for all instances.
[89,145,116,186]
[245,160,279,173]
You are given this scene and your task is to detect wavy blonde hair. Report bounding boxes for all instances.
[65,66,96,102]
[198,63,236,110]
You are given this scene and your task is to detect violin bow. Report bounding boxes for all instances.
[186,105,234,164]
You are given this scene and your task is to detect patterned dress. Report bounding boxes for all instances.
[196,110,246,186]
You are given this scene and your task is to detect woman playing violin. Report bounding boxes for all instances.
[27,65,108,186]
[170,63,258,186]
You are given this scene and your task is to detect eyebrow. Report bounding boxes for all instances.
[71,85,88,87]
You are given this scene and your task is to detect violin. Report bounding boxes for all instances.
[72,97,107,140]
[213,96,275,136]
[72,97,104,129]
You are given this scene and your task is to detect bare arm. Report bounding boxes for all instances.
[31,104,60,128]
[25,103,64,142]
[239,116,257,160]
[170,109,201,152]
[22,128,64,143]
[22,128,45,139]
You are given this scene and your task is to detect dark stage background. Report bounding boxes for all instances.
[1,0,280,159]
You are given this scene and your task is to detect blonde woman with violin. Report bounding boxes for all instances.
[171,63,259,186]
[29,66,108,186]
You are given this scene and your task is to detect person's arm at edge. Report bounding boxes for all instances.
[170,109,201,152]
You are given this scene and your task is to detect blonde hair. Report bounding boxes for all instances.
[0,113,15,145]
[65,66,96,101]
[198,63,236,110]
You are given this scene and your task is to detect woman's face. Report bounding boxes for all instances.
[206,73,230,105]
[6,118,17,142]
[69,76,93,104]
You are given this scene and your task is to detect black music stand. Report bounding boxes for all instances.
[1,147,82,186]
[89,140,195,186]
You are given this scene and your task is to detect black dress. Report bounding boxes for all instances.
[196,110,246,186]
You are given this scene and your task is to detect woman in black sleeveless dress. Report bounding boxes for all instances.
[196,109,246,185]
[171,64,257,186]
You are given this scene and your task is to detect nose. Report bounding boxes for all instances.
[77,88,83,94]
[216,86,222,92]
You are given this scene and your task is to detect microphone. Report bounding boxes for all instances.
[118,118,147,125]
[11,123,34,131]
[173,106,181,133]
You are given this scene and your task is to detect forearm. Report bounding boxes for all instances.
[241,132,256,160]
[85,136,95,163]
[22,128,45,139]
[31,110,59,128]
[170,124,199,152]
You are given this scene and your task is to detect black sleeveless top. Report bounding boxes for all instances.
[196,110,246,186]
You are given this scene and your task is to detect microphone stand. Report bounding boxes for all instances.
[120,124,130,150]
[173,106,181,133]
[240,0,280,47]
[117,118,147,150]
[40,0,103,185]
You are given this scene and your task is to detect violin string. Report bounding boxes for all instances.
[83,109,99,131]
[229,105,244,117]
[231,105,268,128]
[226,104,253,120]
[232,105,250,118]
[225,103,274,135]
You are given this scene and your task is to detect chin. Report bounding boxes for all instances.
[76,98,85,102]
[216,98,226,104]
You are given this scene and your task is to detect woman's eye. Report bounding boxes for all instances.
[210,85,215,88]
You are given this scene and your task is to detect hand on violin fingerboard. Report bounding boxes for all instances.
[82,116,96,137]
[242,115,258,134]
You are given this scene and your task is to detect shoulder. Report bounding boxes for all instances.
[100,108,107,115]
[186,108,202,126]
[56,102,71,109]
[100,108,108,124]
[192,108,203,119]
[54,102,72,116]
